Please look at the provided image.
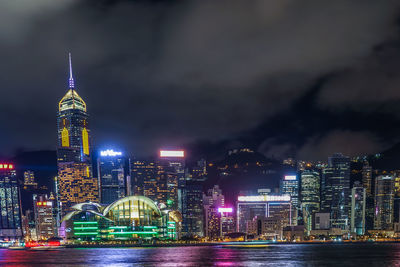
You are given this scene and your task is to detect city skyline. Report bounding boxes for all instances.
[1,1,400,160]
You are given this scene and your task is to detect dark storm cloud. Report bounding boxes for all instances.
[317,41,400,112]
[0,0,399,158]
[296,130,384,161]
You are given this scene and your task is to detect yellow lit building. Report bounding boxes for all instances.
[56,54,98,215]
[58,163,99,214]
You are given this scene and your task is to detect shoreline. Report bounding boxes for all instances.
[63,240,400,248]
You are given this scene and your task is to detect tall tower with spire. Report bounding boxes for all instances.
[57,53,98,216]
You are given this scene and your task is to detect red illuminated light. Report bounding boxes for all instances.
[0,163,14,170]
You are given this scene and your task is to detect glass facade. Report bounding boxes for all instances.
[0,166,22,240]
[351,182,366,235]
[98,152,129,205]
[321,153,350,230]
[236,196,292,233]
[300,170,320,234]
[374,175,394,230]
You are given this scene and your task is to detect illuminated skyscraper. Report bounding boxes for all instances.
[33,194,57,240]
[374,175,394,230]
[362,162,374,230]
[158,150,185,210]
[280,175,299,208]
[350,181,366,235]
[203,186,225,239]
[131,159,170,208]
[98,149,130,205]
[236,195,292,233]
[300,170,320,234]
[23,170,37,189]
[131,160,155,196]
[57,54,98,215]
[362,163,372,197]
[321,153,350,230]
[280,174,299,225]
[0,164,22,241]
[181,160,207,237]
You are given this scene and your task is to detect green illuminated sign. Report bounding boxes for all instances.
[109,226,128,229]
[73,221,98,224]
[110,231,158,235]
[74,232,98,235]
[143,226,158,229]
[74,227,98,230]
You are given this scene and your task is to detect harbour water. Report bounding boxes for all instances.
[1,243,400,266]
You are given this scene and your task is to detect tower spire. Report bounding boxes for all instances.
[68,52,75,89]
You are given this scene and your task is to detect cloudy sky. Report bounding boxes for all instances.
[1,0,400,160]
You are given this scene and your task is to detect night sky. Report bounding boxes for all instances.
[1,0,400,160]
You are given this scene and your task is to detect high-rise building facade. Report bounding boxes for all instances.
[23,170,37,189]
[158,150,185,210]
[203,185,225,207]
[131,160,156,196]
[0,164,22,240]
[180,160,207,237]
[203,185,225,239]
[321,153,350,230]
[362,163,372,197]
[362,163,374,230]
[374,175,394,230]
[350,181,366,235]
[181,180,204,237]
[280,175,299,208]
[281,175,299,226]
[204,206,221,239]
[300,170,320,234]
[33,194,57,240]
[236,195,292,233]
[98,149,130,205]
[57,54,98,215]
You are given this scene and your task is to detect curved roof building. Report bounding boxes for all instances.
[61,195,182,241]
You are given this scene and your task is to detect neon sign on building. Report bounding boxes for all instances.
[284,175,297,180]
[159,150,185,158]
[0,164,14,170]
[218,207,233,213]
[237,195,291,202]
[100,150,122,157]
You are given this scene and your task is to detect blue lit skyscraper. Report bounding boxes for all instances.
[98,149,130,205]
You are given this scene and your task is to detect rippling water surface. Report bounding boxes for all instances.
[1,243,400,266]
